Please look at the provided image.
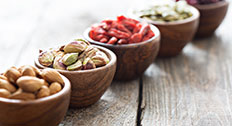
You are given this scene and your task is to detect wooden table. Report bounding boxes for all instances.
[0,0,231,125]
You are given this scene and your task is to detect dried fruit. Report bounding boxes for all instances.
[0,79,16,93]
[62,53,79,66]
[41,68,64,85]
[64,41,88,53]
[37,86,50,98]
[4,67,21,84]
[38,51,55,67]
[17,76,43,93]
[49,82,62,95]
[0,89,11,98]
[10,88,35,100]
[67,60,83,71]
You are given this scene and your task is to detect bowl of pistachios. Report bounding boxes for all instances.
[35,39,117,108]
[130,1,200,57]
[0,65,71,126]
[188,0,229,38]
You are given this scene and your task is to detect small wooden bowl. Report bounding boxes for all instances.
[84,25,160,81]
[0,75,71,126]
[35,45,117,108]
[193,1,229,38]
[129,5,200,57]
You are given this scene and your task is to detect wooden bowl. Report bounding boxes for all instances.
[129,5,200,57]
[0,75,71,126]
[84,25,160,81]
[35,45,117,108]
[193,1,229,38]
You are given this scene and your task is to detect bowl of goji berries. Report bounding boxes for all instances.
[185,0,229,38]
[84,15,160,81]
[129,1,200,57]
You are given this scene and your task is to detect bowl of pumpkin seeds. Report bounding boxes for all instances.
[129,0,200,57]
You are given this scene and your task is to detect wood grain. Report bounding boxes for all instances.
[141,5,232,125]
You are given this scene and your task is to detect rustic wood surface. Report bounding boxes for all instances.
[0,0,231,126]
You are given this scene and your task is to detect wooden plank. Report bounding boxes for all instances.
[141,6,232,126]
[11,0,139,125]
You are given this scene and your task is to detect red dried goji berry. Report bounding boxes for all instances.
[118,39,128,45]
[100,38,108,43]
[116,23,132,35]
[107,28,130,39]
[139,23,150,37]
[133,23,142,33]
[142,30,155,41]
[130,33,142,43]
[107,37,118,44]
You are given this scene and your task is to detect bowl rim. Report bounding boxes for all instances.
[35,45,117,74]
[128,4,200,26]
[193,1,229,10]
[83,24,160,48]
[0,75,71,104]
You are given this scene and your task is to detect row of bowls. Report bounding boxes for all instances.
[0,1,229,126]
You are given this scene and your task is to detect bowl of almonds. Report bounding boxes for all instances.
[0,65,71,126]
[35,39,117,108]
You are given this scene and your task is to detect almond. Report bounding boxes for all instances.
[0,75,7,80]
[17,76,43,93]
[10,88,35,100]
[21,66,36,77]
[4,67,21,84]
[37,86,50,98]
[0,79,16,93]
[41,68,64,85]
[49,82,62,95]
[0,89,11,98]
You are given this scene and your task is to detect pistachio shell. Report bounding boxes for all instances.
[62,53,78,66]
[38,51,55,67]
[67,60,83,71]
[63,41,88,53]
[83,58,96,70]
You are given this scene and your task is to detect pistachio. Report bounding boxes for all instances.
[63,41,88,53]
[53,58,66,70]
[17,76,44,93]
[67,60,83,71]
[78,46,99,60]
[0,89,11,98]
[0,79,17,93]
[37,85,50,98]
[41,68,64,85]
[4,67,21,84]
[49,82,62,95]
[91,52,109,67]
[83,58,96,70]
[10,88,35,100]
[38,51,55,67]
[62,53,78,66]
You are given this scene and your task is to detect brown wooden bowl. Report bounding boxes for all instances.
[84,25,160,81]
[193,1,229,38]
[35,45,117,108]
[0,75,71,126]
[129,5,200,57]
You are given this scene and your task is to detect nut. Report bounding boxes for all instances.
[49,82,62,95]
[10,88,35,100]
[0,89,11,98]
[21,66,36,77]
[91,51,110,67]
[17,76,43,93]
[4,67,21,84]
[53,58,66,70]
[83,58,96,70]
[0,75,7,80]
[62,53,79,66]
[42,79,49,87]
[0,79,16,93]
[78,46,99,60]
[41,68,64,85]
[38,51,55,67]
[63,41,88,53]
[67,60,83,71]
[37,85,50,98]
